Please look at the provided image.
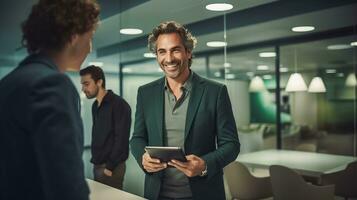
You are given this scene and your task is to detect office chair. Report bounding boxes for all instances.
[270,165,335,200]
[224,161,272,200]
[321,161,357,200]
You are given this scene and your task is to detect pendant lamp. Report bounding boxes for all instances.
[285,48,307,92]
[249,76,266,92]
[345,73,357,87]
[308,77,326,93]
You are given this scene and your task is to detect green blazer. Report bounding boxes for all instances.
[130,72,240,200]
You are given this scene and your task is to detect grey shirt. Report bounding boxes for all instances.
[160,72,193,198]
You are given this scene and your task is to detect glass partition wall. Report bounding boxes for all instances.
[280,36,357,156]
[209,48,279,154]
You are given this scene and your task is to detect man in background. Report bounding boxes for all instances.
[0,0,100,199]
[80,65,131,190]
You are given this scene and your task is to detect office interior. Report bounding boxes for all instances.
[0,0,356,199]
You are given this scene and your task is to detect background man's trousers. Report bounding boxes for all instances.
[93,162,126,189]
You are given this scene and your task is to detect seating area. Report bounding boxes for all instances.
[224,161,357,200]
[238,123,356,156]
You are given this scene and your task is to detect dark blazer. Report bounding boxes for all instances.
[0,54,89,200]
[130,72,240,200]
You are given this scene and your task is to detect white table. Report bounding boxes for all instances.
[87,179,147,200]
[237,149,357,178]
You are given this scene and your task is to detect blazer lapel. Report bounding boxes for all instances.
[184,73,205,139]
[155,78,165,145]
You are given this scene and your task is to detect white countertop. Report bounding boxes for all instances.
[237,149,357,177]
[87,179,147,200]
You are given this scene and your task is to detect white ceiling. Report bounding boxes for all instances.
[0,0,356,79]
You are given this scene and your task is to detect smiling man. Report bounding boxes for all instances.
[130,21,240,200]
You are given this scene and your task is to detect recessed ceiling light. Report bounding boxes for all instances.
[88,62,103,67]
[327,44,352,50]
[206,41,227,47]
[214,71,221,77]
[122,68,132,73]
[325,69,336,74]
[259,52,276,57]
[337,73,344,77]
[143,52,156,58]
[205,3,233,11]
[246,72,254,77]
[257,65,269,70]
[350,41,357,46]
[119,28,143,35]
[280,67,289,72]
[225,74,235,79]
[263,75,272,79]
[291,26,315,32]
[224,62,231,68]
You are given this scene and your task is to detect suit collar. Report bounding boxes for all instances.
[19,53,59,71]
[184,72,205,139]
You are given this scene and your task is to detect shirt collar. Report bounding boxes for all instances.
[94,90,114,107]
[102,90,115,103]
[164,70,193,92]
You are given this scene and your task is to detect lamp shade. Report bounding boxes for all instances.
[345,73,357,87]
[285,73,307,92]
[308,77,326,93]
[249,76,266,92]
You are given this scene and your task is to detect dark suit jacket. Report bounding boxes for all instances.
[130,72,240,200]
[0,54,89,200]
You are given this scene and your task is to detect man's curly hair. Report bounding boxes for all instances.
[148,21,197,67]
[22,0,100,54]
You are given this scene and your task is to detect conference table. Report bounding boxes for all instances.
[87,179,147,200]
[236,149,357,180]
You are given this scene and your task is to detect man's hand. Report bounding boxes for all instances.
[168,154,206,177]
[103,168,112,177]
[142,151,167,172]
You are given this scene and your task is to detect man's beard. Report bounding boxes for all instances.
[85,86,99,99]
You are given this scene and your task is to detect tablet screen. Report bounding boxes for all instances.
[145,146,187,163]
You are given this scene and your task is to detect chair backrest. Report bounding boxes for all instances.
[270,165,335,200]
[224,161,272,200]
[321,161,357,198]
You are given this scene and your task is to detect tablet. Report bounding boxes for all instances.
[145,146,187,163]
